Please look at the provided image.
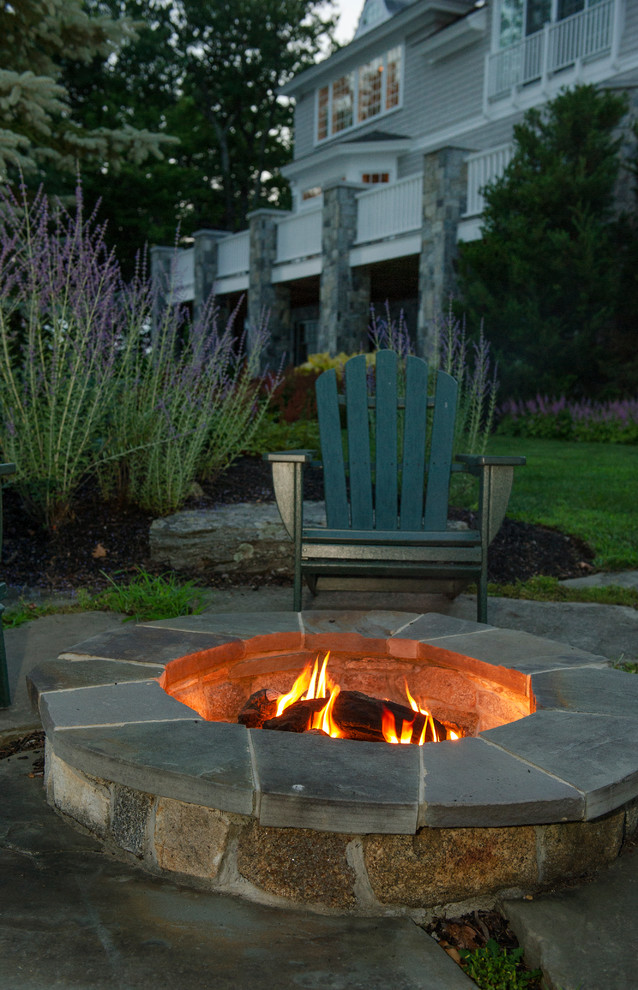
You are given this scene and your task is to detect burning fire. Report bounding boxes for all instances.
[276,652,344,738]
[275,653,458,745]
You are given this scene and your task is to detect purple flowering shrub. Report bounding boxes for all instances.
[0,182,273,527]
[497,395,638,445]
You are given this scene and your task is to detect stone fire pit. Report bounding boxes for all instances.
[28,610,638,918]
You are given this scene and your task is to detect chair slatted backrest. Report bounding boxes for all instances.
[316,351,458,532]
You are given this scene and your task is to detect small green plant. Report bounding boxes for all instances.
[489,576,638,609]
[91,569,207,623]
[614,656,638,674]
[460,939,541,989]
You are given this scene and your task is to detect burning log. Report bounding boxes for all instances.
[237,688,280,728]
[261,690,446,743]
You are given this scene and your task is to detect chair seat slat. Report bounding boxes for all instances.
[399,355,428,530]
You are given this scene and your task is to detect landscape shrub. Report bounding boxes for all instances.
[0,181,274,526]
[497,395,638,444]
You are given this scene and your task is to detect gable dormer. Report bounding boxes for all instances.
[354,0,416,39]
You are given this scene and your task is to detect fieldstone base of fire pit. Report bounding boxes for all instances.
[28,610,638,918]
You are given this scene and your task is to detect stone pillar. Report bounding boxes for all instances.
[319,180,370,355]
[247,208,292,367]
[149,245,175,347]
[417,147,470,357]
[192,229,228,321]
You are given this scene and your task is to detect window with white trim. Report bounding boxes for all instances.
[316,46,402,142]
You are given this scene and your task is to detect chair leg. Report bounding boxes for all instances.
[0,594,10,708]
[477,560,488,624]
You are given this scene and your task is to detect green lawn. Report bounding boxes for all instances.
[484,436,638,571]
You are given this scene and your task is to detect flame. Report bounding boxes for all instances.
[404,680,443,744]
[311,683,343,738]
[276,651,333,717]
[381,706,416,745]
[274,656,458,745]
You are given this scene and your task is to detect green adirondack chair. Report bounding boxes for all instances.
[1,460,16,707]
[266,350,525,623]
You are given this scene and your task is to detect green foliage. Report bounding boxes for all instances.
[485,436,638,571]
[460,939,541,990]
[40,0,338,270]
[496,396,638,445]
[0,0,172,181]
[242,414,321,457]
[615,658,638,674]
[92,568,206,622]
[0,182,274,526]
[488,576,638,609]
[457,84,636,399]
[2,571,207,627]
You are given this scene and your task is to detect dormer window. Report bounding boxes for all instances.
[316,46,403,142]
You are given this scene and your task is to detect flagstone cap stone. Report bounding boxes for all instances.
[29,609,635,833]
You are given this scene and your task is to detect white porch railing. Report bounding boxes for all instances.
[464,144,514,217]
[355,175,423,244]
[488,0,615,98]
[216,230,250,278]
[276,207,322,264]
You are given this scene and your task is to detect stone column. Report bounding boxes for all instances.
[319,180,370,355]
[247,208,292,367]
[192,229,228,321]
[149,245,175,347]
[417,147,470,357]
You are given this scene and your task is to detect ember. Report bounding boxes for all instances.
[238,653,462,744]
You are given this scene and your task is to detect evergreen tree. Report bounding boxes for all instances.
[457,85,635,399]
[0,0,172,179]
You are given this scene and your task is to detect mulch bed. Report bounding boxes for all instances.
[1,455,595,594]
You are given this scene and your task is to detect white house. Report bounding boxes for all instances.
[153,0,638,364]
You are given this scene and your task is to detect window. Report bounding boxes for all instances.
[358,56,384,121]
[332,73,354,134]
[316,46,403,141]
[498,0,599,47]
[317,86,329,141]
[302,185,322,201]
[362,172,389,183]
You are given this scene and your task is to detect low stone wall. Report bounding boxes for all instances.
[149,502,327,577]
[46,747,631,917]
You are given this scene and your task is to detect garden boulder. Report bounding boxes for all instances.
[149,502,327,578]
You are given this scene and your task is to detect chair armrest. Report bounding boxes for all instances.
[455,454,526,544]
[264,450,315,464]
[0,462,16,477]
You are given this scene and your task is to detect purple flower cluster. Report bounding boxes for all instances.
[498,395,638,444]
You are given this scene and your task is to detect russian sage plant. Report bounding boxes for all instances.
[0,182,120,526]
[0,181,274,526]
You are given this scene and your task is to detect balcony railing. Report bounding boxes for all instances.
[464,144,514,217]
[276,207,322,264]
[216,230,250,278]
[487,0,615,98]
[355,175,423,244]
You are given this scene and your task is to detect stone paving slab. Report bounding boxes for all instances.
[27,658,165,710]
[39,680,200,732]
[419,736,584,827]
[425,627,609,672]
[143,611,304,637]
[59,624,239,665]
[50,719,256,816]
[251,727,421,834]
[299,609,421,638]
[532,666,638,716]
[0,753,476,990]
[502,845,638,990]
[483,710,638,819]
